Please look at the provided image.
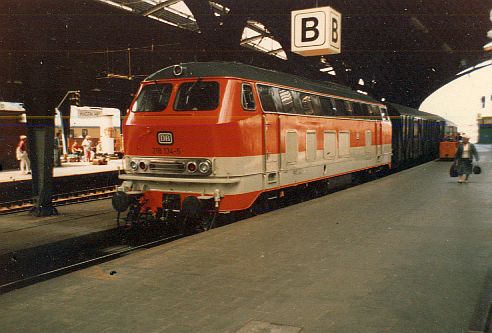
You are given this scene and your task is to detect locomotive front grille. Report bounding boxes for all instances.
[126,157,213,176]
[148,160,186,174]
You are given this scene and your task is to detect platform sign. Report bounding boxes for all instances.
[291,6,341,56]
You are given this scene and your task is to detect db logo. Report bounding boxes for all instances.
[157,132,173,145]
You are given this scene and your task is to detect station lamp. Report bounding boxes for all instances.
[69,91,81,106]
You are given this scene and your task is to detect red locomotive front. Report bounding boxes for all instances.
[113,64,266,226]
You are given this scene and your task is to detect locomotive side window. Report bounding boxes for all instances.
[300,93,315,115]
[309,95,323,116]
[175,81,219,111]
[344,101,353,117]
[132,83,172,112]
[352,103,364,117]
[360,104,371,118]
[380,107,390,121]
[241,83,256,111]
[257,84,277,112]
[319,97,336,116]
[372,105,382,120]
[368,105,381,119]
[334,99,348,117]
[279,89,296,114]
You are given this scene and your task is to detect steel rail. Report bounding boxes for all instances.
[0,186,116,215]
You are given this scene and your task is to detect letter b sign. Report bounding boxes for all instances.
[291,6,341,56]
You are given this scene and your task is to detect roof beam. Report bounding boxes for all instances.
[142,0,182,17]
[240,33,272,45]
[267,48,283,55]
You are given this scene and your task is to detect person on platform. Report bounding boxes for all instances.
[82,135,93,162]
[16,135,31,175]
[454,136,479,183]
[71,141,83,157]
[54,132,63,167]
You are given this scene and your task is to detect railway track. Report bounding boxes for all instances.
[0,186,117,215]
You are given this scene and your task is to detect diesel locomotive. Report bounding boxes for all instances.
[112,62,446,228]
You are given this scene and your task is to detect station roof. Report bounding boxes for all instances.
[0,0,490,110]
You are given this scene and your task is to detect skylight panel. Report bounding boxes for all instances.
[168,1,196,21]
[241,21,287,60]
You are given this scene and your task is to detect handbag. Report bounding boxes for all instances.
[473,164,481,174]
[449,163,458,177]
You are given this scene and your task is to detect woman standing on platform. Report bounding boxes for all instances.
[82,135,92,162]
[16,135,31,175]
[454,136,479,183]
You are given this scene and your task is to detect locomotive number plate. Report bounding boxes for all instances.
[157,132,173,145]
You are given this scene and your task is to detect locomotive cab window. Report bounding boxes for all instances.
[241,83,256,110]
[132,83,172,112]
[175,81,219,111]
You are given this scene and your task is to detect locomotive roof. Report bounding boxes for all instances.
[387,103,447,122]
[146,62,380,105]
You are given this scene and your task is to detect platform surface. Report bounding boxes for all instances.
[0,159,122,183]
[0,200,117,256]
[1,145,492,333]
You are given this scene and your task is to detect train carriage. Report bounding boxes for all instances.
[387,103,447,169]
[113,62,393,226]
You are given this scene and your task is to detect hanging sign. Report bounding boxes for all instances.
[291,6,341,56]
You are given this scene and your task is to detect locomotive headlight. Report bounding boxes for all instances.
[187,161,197,173]
[130,160,138,171]
[139,161,148,171]
[198,160,212,174]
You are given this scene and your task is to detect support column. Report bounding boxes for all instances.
[21,9,58,216]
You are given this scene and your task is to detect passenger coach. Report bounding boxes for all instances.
[113,62,392,226]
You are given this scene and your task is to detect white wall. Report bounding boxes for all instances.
[69,106,121,128]
[420,65,492,143]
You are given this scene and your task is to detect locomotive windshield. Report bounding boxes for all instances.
[175,81,219,111]
[132,83,172,112]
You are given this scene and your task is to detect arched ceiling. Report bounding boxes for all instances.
[0,0,490,111]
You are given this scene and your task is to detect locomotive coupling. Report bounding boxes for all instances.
[214,189,221,208]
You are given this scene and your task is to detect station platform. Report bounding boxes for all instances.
[0,159,122,184]
[1,145,492,333]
